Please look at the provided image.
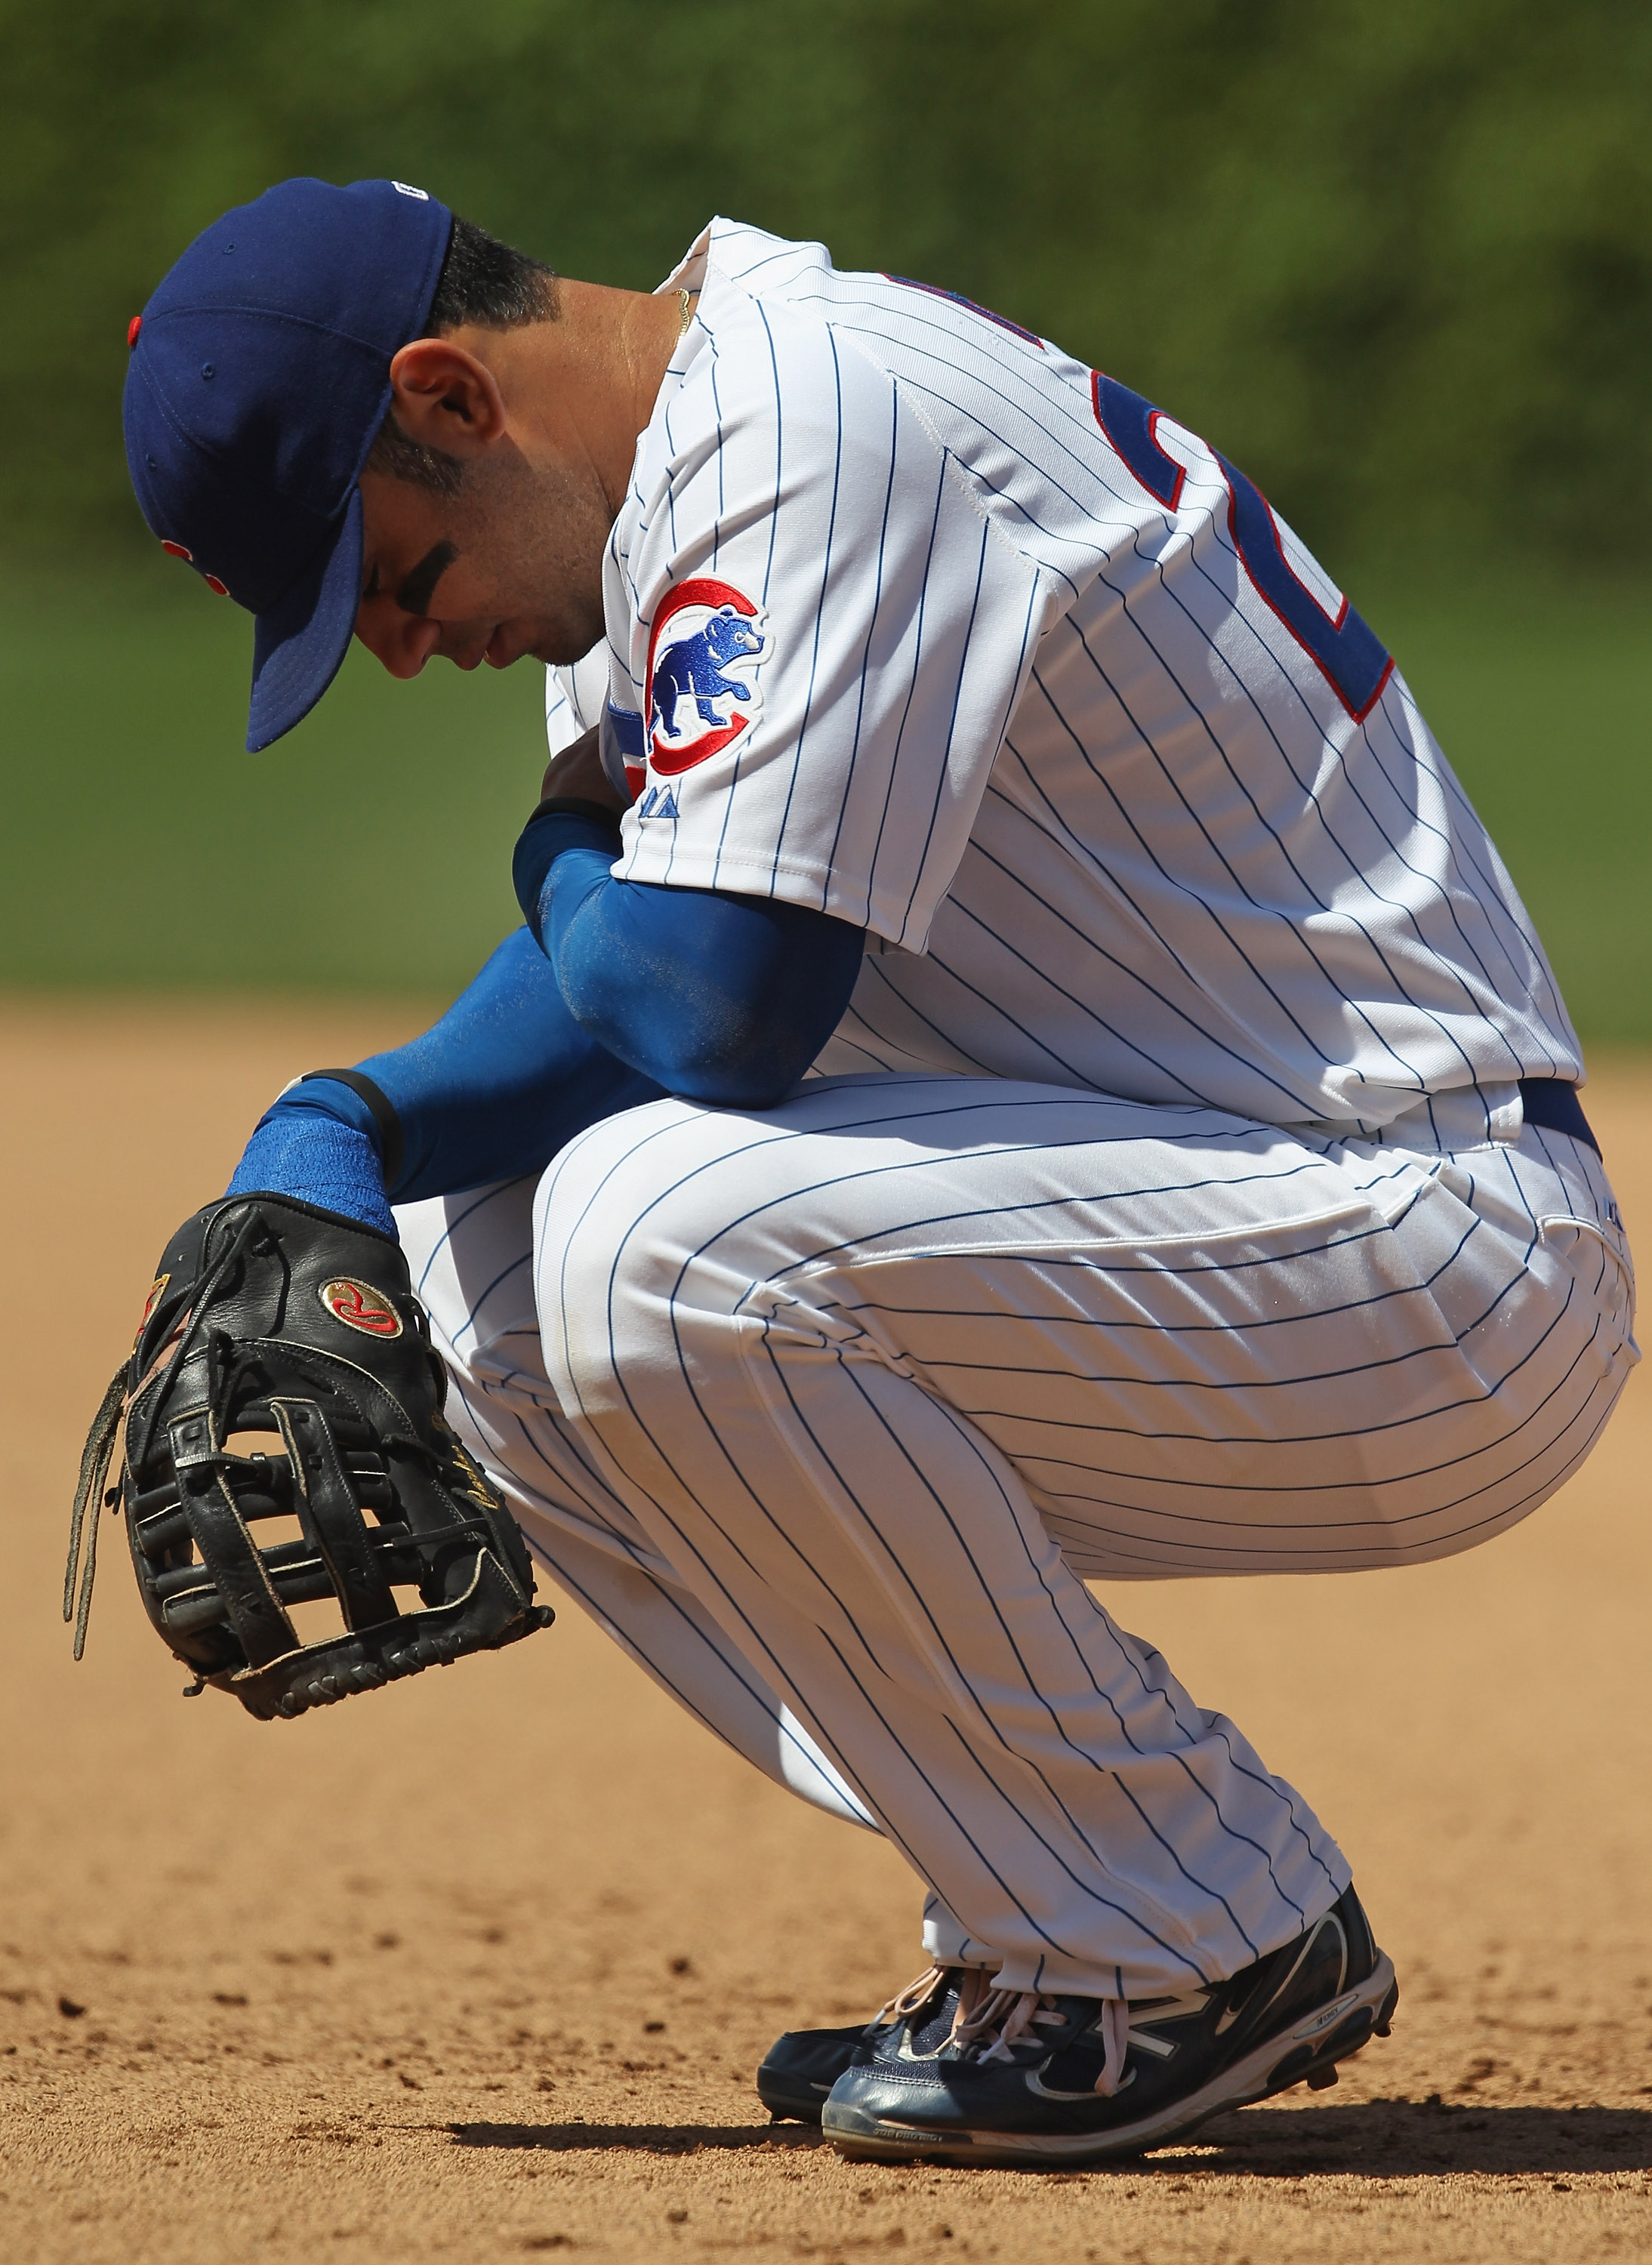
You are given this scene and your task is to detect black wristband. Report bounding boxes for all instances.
[297,1069,405,1192]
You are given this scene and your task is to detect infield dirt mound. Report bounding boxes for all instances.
[2,998,1649,2263]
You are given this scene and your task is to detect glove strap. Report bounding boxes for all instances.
[170,1409,297,1668]
[271,1398,398,1632]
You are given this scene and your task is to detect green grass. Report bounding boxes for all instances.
[0,557,544,994]
[1,556,1647,1040]
[1364,571,1652,1046]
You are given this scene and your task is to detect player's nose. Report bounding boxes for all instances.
[353,600,441,679]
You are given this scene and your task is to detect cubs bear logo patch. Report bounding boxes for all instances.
[646,576,769,776]
[318,1277,403,1339]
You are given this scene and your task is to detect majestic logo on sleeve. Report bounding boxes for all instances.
[646,577,769,776]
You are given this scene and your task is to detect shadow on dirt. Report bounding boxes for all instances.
[449,2121,822,2155]
[1189,2100,1652,2177]
[447,2100,1652,2177]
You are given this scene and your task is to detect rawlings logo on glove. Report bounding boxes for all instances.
[319,1276,403,1338]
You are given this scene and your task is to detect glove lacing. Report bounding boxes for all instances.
[64,1206,267,1660]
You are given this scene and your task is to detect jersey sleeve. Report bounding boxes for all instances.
[544,640,613,761]
[605,299,1052,952]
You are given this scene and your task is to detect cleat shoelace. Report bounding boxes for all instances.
[873,1963,959,2026]
[873,1965,1130,2097]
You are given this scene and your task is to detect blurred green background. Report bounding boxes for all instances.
[2,0,1647,1034]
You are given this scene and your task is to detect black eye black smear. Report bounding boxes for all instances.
[397,538,458,616]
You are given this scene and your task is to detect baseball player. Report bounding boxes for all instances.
[114,177,1636,2165]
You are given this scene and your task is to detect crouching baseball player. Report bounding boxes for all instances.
[96,177,1636,2165]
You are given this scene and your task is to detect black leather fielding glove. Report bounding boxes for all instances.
[66,1192,552,1720]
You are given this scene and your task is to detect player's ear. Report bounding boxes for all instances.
[385,338,508,454]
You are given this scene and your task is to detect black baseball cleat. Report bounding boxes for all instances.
[819,1883,1398,2166]
[758,1965,991,2123]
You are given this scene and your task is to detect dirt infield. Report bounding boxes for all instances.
[3,997,1649,2264]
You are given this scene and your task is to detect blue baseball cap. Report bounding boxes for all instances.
[124,177,454,752]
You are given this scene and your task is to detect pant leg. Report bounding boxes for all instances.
[393,1176,876,1831]
[535,1074,1635,1998]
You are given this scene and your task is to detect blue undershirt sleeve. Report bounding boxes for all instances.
[229,803,867,1234]
[353,926,668,1194]
[513,809,866,1109]
[227,926,668,1228]
[227,1111,397,1234]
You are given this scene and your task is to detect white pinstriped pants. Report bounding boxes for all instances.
[396,1074,1636,1998]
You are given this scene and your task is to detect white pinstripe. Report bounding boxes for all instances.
[567,219,1578,1142]
[396,1085,1634,1995]
[519,220,1637,1993]
[395,1173,877,1834]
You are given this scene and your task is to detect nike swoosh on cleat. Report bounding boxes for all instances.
[1288,1989,1360,2043]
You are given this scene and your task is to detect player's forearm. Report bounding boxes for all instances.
[227,926,667,1225]
[353,926,667,1191]
[514,815,865,1108]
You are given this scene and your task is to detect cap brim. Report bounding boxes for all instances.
[246,486,364,752]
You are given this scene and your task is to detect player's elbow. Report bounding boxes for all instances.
[553,877,865,1114]
[560,969,824,1109]
[646,1013,821,1111]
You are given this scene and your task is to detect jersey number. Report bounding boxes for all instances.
[1091,374,1393,724]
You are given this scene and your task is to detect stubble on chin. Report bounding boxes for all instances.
[483,449,612,662]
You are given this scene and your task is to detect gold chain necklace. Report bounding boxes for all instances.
[677,286,694,336]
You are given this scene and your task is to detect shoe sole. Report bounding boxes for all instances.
[824,1954,1399,2167]
[756,2069,832,2125]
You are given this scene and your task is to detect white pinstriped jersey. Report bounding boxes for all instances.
[547,217,1580,1137]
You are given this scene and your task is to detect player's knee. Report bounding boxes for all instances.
[534,1102,748,1417]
